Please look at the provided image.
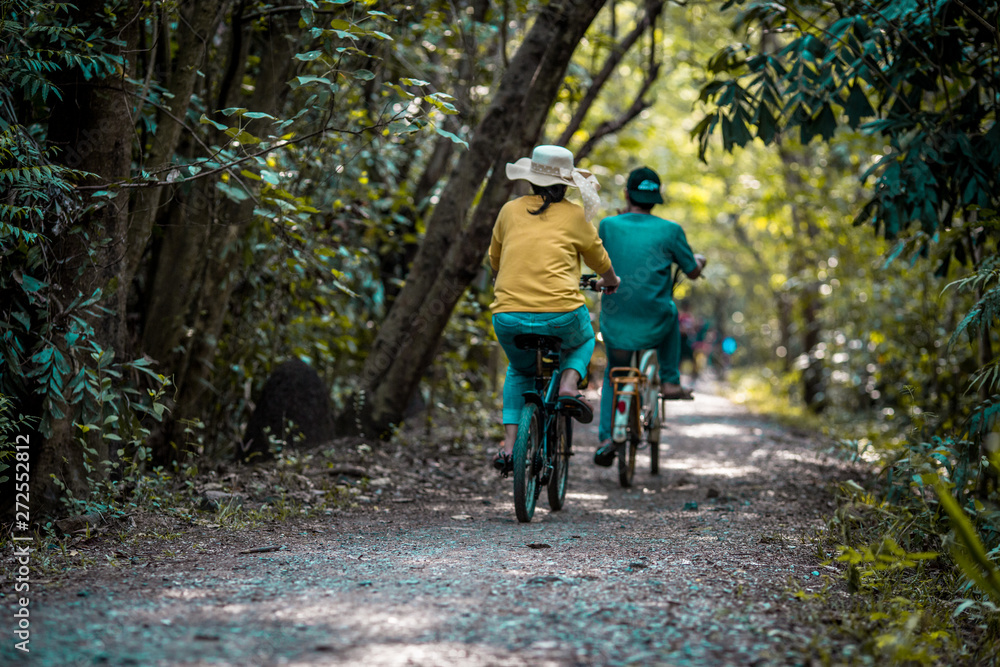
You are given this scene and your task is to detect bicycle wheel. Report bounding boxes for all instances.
[646,399,661,475]
[618,400,639,488]
[547,414,571,511]
[639,351,661,475]
[513,403,542,523]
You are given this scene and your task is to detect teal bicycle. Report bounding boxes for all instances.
[510,333,585,523]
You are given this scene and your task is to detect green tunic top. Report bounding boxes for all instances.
[598,212,698,350]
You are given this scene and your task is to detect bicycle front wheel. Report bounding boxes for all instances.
[513,403,542,523]
[547,414,571,511]
[646,399,661,476]
[618,402,639,488]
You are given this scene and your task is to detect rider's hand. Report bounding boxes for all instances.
[695,253,707,269]
[597,275,620,294]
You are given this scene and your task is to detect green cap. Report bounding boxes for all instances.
[626,166,664,205]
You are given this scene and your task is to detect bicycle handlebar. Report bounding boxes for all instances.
[584,262,698,295]
[580,273,601,292]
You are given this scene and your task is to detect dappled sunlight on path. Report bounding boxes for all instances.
[13,377,862,666]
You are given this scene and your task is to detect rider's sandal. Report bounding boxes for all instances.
[593,441,616,467]
[493,449,513,477]
[660,387,695,401]
[557,394,594,424]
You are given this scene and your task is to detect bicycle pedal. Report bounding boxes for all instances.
[539,463,554,485]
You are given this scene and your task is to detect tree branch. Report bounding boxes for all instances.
[76,115,403,191]
[556,0,664,147]
[575,62,660,161]
[952,0,1000,44]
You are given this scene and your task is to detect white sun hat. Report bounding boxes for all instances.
[505,145,602,221]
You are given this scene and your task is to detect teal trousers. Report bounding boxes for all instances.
[493,306,595,424]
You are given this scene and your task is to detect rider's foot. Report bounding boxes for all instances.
[493,449,513,477]
[593,441,616,467]
[558,369,584,396]
[660,383,694,400]
[557,394,594,424]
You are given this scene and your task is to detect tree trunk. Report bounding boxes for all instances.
[778,142,826,412]
[35,0,141,512]
[139,16,299,455]
[348,0,608,437]
[125,0,221,286]
[800,282,825,412]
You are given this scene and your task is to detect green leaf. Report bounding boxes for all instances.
[225,128,261,145]
[352,69,375,81]
[11,310,30,331]
[843,83,875,128]
[426,92,458,114]
[800,104,837,144]
[434,126,467,148]
[216,181,249,202]
[294,50,324,62]
[199,114,228,131]
[292,75,333,89]
[934,480,1000,604]
[721,110,753,150]
[17,272,46,293]
[754,104,778,144]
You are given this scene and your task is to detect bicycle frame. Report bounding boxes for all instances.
[511,333,575,521]
[521,350,564,483]
[609,349,662,485]
[610,350,658,443]
[609,366,643,444]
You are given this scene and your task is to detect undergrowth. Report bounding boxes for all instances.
[0,438,371,581]
[725,365,1000,665]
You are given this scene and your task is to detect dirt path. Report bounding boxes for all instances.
[5,385,859,666]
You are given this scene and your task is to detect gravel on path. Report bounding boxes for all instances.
[3,386,860,666]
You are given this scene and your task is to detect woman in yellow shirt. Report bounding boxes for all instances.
[489,145,620,474]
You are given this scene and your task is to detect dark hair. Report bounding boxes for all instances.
[626,192,654,212]
[528,183,567,216]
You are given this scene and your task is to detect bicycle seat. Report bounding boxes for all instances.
[513,334,562,353]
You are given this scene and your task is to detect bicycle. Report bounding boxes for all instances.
[606,350,662,487]
[510,333,578,523]
[584,269,693,487]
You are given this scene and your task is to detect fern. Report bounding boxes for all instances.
[947,257,1000,349]
[966,395,1000,440]
[0,0,125,116]
[968,361,1000,396]
[0,124,82,234]
[945,255,1000,296]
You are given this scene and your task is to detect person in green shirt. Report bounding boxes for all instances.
[489,145,620,475]
[593,166,706,466]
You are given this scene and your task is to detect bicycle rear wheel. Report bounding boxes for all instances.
[513,403,542,523]
[547,415,571,511]
[618,401,639,488]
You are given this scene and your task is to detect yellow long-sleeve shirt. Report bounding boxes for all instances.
[489,195,612,313]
